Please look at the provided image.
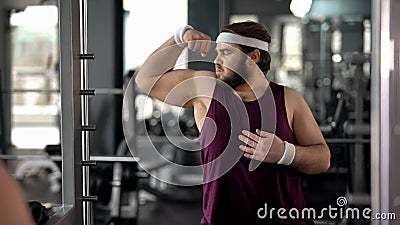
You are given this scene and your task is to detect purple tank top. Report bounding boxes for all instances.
[199,81,314,225]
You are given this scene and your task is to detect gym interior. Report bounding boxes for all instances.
[0,0,399,224]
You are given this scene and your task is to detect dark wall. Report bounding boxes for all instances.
[227,0,371,34]
[229,0,291,30]
[229,0,371,19]
[188,0,220,71]
[230,0,291,15]
[0,4,4,82]
[88,0,123,154]
[0,4,11,154]
[308,0,371,19]
[188,0,220,40]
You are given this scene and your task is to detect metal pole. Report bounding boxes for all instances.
[46,0,84,223]
[352,60,367,194]
[79,0,91,224]
[319,21,329,123]
[371,0,398,224]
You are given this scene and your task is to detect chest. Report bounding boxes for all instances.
[195,90,295,144]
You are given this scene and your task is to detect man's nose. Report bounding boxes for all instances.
[214,54,222,65]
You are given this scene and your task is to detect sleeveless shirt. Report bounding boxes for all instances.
[199,81,314,225]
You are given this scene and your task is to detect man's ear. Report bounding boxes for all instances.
[248,49,261,63]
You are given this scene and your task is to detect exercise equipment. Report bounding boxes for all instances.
[307,51,371,224]
[29,201,49,225]
[0,152,62,193]
[91,140,146,225]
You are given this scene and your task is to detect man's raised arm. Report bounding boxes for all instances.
[135,26,212,108]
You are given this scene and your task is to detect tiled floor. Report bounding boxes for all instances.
[16,171,202,225]
[14,173,358,225]
[138,200,203,225]
[9,159,353,225]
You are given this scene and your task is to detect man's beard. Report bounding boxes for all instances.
[221,71,246,88]
[219,54,250,88]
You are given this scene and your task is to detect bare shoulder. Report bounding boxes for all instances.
[283,86,307,112]
[283,86,300,114]
[284,85,324,144]
[283,86,310,131]
[283,86,302,100]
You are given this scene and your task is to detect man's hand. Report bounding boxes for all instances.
[238,129,285,163]
[183,29,211,57]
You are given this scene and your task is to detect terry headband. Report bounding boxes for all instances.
[216,32,269,52]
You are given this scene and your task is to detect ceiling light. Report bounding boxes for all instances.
[290,0,313,18]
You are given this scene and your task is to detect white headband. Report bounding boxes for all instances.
[216,32,269,51]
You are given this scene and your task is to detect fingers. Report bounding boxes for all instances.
[184,30,211,57]
[201,40,211,57]
[240,130,274,162]
[187,40,196,51]
[241,130,260,142]
[188,40,211,57]
[243,153,254,159]
[240,145,264,161]
[239,145,255,155]
[238,134,257,148]
[256,129,274,138]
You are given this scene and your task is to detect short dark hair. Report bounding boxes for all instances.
[220,21,272,72]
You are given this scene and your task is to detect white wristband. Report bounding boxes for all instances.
[174,25,193,48]
[277,141,296,165]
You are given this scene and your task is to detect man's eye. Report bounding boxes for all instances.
[222,50,230,55]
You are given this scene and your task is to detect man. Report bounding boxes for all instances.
[135,21,330,225]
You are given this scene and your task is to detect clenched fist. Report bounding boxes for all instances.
[182,29,211,57]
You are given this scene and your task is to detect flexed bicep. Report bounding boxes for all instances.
[135,27,213,108]
[140,70,216,108]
